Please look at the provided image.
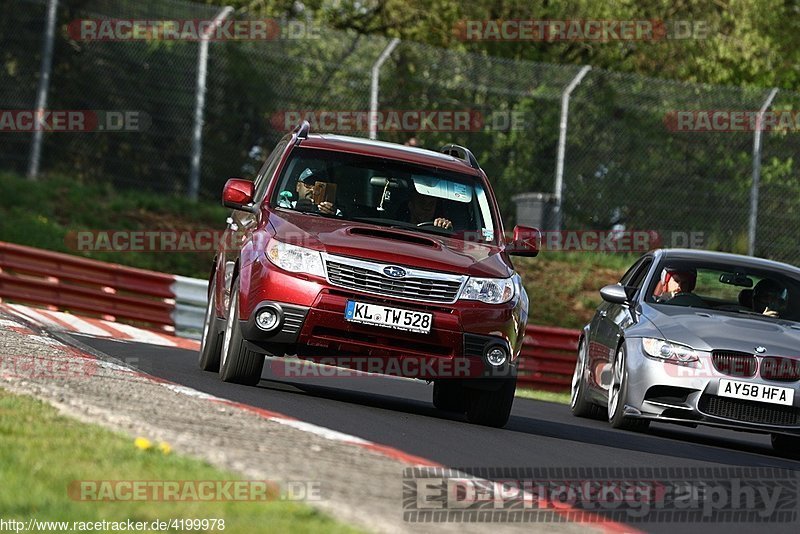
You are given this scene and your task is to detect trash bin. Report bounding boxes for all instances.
[512,192,556,230]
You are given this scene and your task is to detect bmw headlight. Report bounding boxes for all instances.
[642,338,702,364]
[460,277,515,304]
[266,240,324,277]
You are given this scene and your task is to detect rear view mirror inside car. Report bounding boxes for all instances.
[719,272,754,287]
[369,176,404,188]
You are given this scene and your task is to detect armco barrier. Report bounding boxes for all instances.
[517,326,580,392]
[0,241,206,337]
[0,241,579,388]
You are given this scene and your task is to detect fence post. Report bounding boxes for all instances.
[26,0,59,181]
[552,65,591,231]
[748,88,778,257]
[188,6,234,201]
[369,38,400,140]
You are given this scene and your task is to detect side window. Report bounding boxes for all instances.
[253,139,288,202]
[619,258,646,286]
[627,258,653,294]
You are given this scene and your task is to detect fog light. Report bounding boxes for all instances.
[486,346,508,367]
[256,308,279,331]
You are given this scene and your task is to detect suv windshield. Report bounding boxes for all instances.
[269,147,497,243]
[645,259,800,324]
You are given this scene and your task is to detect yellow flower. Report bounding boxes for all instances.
[157,442,172,455]
[134,437,153,450]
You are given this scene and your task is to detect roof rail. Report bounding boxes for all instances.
[440,144,480,170]
[295,120,310,140]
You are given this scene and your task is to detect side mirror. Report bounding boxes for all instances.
[508,225,540,257]
[600,284,629,305]
[222,178,255,212]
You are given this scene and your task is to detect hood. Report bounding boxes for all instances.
[268,210,512,278]
[644,303,800,357]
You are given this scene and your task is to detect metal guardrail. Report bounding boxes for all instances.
[172,275,209,339]
[518,326,579,391]
[0,241,176,330]
[0,241,580,389]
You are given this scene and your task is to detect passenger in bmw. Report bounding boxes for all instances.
[752,278,788,318]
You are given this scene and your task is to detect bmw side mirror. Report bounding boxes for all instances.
[600,284,629,304]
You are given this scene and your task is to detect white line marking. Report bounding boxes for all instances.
[7,304,63,329]
[99,321,177,347]
[43,310,111,337]
[161,383,221,400]
[270,418,371,444]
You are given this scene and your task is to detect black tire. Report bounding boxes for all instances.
[219,278,265,386]
[464,378,516,428]
[570,338,603,418]
[433,380,467,412]
[771,433,800,458]
[608,345,649,431]
[198,274,223,372]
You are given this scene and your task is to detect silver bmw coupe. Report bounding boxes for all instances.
[571,248,800,456]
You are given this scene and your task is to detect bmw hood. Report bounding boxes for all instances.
[644,303,800,357]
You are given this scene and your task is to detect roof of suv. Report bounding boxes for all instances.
[298,133,485,177]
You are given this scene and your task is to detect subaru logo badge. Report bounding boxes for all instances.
[383,266,406,278]
[755,346,767,354]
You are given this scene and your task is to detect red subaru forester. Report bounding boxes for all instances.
[198,122,539,427]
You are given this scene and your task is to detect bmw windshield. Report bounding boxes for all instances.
[645,259,800,324]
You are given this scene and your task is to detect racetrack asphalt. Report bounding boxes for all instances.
[71,334,800,534]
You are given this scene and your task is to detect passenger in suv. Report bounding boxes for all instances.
[198,123,539,427]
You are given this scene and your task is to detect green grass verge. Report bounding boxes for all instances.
[0,171,227,278]
[514,251,636,329]
[515,388,571,405]
[0,388,360,533]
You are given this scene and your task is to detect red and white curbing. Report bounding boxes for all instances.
[4,303,201,351]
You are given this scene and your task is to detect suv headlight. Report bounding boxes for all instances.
[266,240,324,277]
[460,277,515,304]
[642,338,703,364]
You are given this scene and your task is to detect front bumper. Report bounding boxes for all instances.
[240,263,522,380]
[623,338,800,437]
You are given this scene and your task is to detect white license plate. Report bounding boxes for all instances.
[344,301,432,334]
[719,379,794,406]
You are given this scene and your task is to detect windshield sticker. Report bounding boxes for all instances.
[412,175,473,203]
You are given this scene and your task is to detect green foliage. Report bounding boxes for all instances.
[0,171,227,278]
